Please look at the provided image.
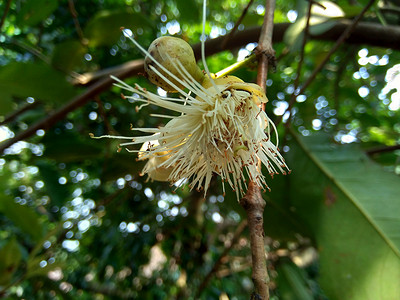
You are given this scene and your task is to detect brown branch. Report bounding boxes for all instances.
[77,21,400,88]
[68,0,87,45]
[240,181,269,300]
[256,0,276,95]
[0,102,41,126]
[196,220,248,298]
[277,0,377,126]
[0,0,12,32]
[366,144,400,156]
[194,21,400,61]
[238,1,276,299]
[221,0,255,49]
[2,18,398,152]
[0,59,144,154]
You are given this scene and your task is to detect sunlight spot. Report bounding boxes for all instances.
[0,126,14,142]
[256,5,265,15]
[78,220,90,232]
[358,86,369,98]
[144,187,154,199]
[157,87,167,97]
[358,48,368,58]
[273,101,289,116]
[341,134,357,144]
[312,119,322,130]
[62,240,79,252]
[127,222,139,233]
[89,111,98,120]
[166,20,180,35]
[212,212,223,223]
[287,10,297,22]
[296,95,306,102]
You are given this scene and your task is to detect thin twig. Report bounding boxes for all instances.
[0,102,41,126]
[278,0,376,125]
[196,220,248,298]
[221,0,255,49]
[68,0,87,45]
[366,144,400,156]
[0,59,144,154]
[292,0,313,102]
[94,96,114,134]
[0,0,12,32]
[282,0,312,136]
[256,0,276,95]
[8,38,51,64]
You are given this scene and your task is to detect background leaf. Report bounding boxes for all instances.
[84,9,155,47]
[51,40,87,73]
[0,62,77,104]
[0,195,44,242]
[286,132,400,300]
[0,238,22,286]
[15,0,58,27]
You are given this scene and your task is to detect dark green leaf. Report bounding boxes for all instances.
[176,0,200,23]
[0,195,44,242]
[51,40,87,73]
[15,0,58,27]
[287,132,400,299]
[0,92,14,117]
[0,62,77,104]
[0,238,22,286]
[84,9,155,47]
[276,259,314,300]
[36,160,69,208]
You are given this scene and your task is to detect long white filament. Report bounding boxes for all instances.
[201,0,219,93]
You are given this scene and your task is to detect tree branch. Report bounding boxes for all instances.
[240,181,269,299]
[2,18,399,153]
[194,20,400,59]
[0,60,144,154]
[0,0,12,32]
[196,220,248,298]
[277,0,376,126]
[366,144,400,156]
[238,1,276,299]
[221,0,255,49]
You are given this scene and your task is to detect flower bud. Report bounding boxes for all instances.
[145,36,205,92]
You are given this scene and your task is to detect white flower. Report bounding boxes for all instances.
[92,33,289,198]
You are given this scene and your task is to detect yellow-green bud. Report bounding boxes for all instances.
[145,36,205,92]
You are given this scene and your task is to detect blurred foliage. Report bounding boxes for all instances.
[0,0,400,299]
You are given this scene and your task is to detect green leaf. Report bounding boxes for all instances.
[42,132,104,162]
[0,62,77,104]
[36,160,69,208]
[176,0,200,23]
[25,255,64,279]
[15,0,58,27]
[286,132,400,300]
[0,238,22,286]
[84,9,155,47]
[0,91,14,118]
[276,259,314,300]
[284,0,344,51]
[51,40,87,73]
[0,195,44,242]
